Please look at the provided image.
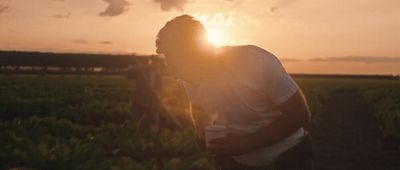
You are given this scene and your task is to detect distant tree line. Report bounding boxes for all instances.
[1,51,398,79]
[0,51,153,74]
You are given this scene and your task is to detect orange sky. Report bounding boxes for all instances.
[0,0,399,74]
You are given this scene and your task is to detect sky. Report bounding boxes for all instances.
[0,0,399,75]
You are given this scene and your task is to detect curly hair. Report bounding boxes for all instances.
[156,15,207,55]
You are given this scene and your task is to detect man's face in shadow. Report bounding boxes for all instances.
[162,43,210,82]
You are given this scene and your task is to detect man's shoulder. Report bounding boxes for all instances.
[224,45,260,54]
[223,45,279,70]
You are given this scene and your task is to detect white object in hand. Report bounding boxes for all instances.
[205,125,227,148]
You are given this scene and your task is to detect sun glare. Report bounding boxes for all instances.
[206,28,226,47]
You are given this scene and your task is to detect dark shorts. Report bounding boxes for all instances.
[215,132,314,170]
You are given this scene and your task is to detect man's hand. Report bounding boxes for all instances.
[207,133,258,156]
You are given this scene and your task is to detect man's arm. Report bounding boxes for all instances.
[249,89,311,148]
[209,50,311,155]
[208,89,311,156]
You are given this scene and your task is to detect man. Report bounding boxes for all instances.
[126,57,164,132]
[156,15,313,170]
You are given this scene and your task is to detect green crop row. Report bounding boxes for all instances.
[0,116,215,170]
[1,75,399,169]
[0,75,134,125]
[296,77,400,140]
[361,86,400,139]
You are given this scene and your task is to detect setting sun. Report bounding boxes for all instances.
[206,27,226,47]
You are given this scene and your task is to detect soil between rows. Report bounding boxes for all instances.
[311,89,400,170]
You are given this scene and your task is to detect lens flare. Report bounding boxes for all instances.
[206,28,226,47]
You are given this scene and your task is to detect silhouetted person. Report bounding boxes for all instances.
[126,57,165,132]
[156,15,313,170]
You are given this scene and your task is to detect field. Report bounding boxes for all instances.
[0,75,399,170]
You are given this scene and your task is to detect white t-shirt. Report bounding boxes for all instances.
[183,45,304,167]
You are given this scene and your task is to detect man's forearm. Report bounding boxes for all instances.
[249,91,311,148]
[249,111,308,148]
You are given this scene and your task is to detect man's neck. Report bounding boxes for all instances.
[180,47,228,84]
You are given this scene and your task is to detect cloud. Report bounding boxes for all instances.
[309,56,400,63]
[280,56,400,64]
[0,4,9,14]
[153,0,236,12]
[99,41,113,45]
[53,12,71,19]
[73,39,89,44]
[270,0,297,12]
[100,0,130,17]
[153,0,187,11]
[281,58,301,62]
